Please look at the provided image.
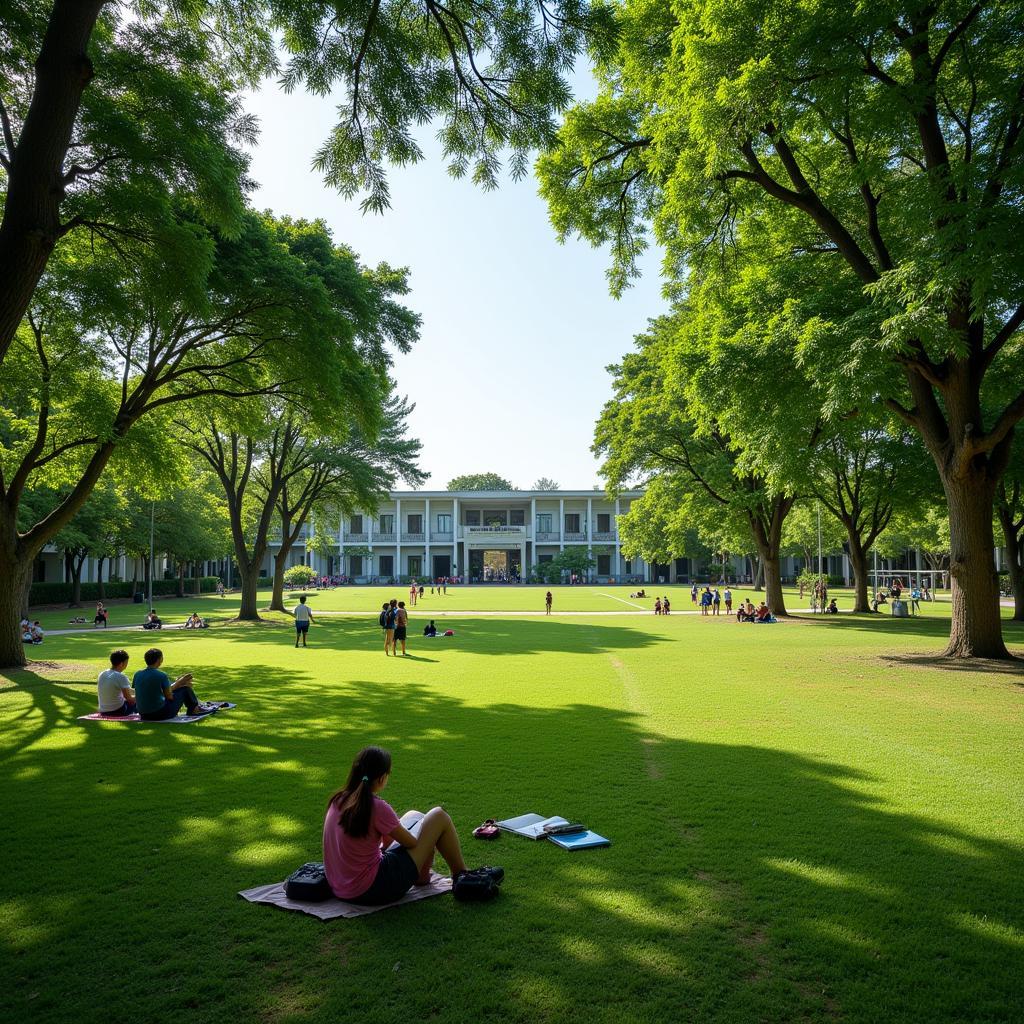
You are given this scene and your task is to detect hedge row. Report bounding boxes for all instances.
[29,576,221,607]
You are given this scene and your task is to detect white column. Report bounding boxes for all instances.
[614,497,621,578]
[338,513,344,575]
[530,496,537,574]
[452,497,459,578]
[559,498,565,552]
[425,497,431,580]
[367,509,374,578]
[396,498,402,576]
[586,496,593,580]
[520,540,526,582]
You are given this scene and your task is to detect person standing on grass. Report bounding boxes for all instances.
[654,597,661,615]
[663,596,671,614]
[394,601,409,656]
[379,602,392,654]
[97,650,136,717]
[384,599,398,655]
[724,587,733,615]
[133,648,214,719]
[409,580,418,607]
[294,595,313,648]
[545,591,553,615]
[691,582,698,606]
[323,746,503,905]
[712,588,721,616]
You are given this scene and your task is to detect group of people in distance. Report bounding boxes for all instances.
[407,577,452,607]
[378,598,409,656]
[689,584,732,616]
[872,577,925,615]
[96,647,224,719]
[653,596,673,614]
[735,599,777,623]
[20,618,44,644]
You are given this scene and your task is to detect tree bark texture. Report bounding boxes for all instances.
[942,472,1007,657]
[0,554,33,668]
[0,0,106,362]
[846,535,872,613]
[996,499,1024,622]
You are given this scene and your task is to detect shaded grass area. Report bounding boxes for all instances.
[1,612,1022,1024]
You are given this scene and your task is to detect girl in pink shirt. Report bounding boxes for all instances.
[323,746,503,905]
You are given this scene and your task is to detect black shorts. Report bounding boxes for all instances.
[296,621,309,632]
[349,848,418,905]
[394,626,407,641]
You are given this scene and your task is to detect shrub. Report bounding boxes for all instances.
[282,564,317,588]
[29,576,220,607]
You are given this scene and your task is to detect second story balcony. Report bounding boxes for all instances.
[563,531,588,542]
[593,531,617,542]
[344,532,368,543]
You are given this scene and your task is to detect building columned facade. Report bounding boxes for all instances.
[274,489,648,582]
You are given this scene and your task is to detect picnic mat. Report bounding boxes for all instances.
[78,703,236,724]
[238,871,452,919]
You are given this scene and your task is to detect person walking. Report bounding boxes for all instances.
[545,591,553,615]
[294,595,313,647]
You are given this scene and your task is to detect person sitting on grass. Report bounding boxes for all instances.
[30,621,44,644]
[94,602,108,628]
[323,746,503,906]
[132,648,216,720]
[755,602,776,623]
[97,649,136,716]
[738,600,757,623]
[142,609,162,630]
[423,620,437,637]
[185,612,207,630]
[827,598,839,614]
[871,590,888,613]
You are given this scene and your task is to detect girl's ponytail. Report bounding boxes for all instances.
[328,746,392,837]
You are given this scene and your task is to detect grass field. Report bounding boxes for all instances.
[2,594,1022,1023]
[25,582,961,634]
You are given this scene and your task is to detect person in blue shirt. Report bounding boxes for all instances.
[132,648,213,720]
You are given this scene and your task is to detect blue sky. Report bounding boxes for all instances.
[244,77,666,489]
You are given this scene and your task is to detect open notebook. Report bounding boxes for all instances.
[496,813,610,850]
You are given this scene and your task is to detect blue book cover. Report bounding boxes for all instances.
[546,830,610,851]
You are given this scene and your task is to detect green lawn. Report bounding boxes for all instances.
[2,604,1021,1023]
[26,582,958,634]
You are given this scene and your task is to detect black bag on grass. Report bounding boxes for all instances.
[285,862,333,902]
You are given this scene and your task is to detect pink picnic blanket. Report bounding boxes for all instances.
[238,872,452,919]
[78,703,235,724]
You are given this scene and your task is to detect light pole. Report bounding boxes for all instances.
[816,502,823,613]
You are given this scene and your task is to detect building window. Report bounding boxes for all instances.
[436,513,452,533]
[539,554,553,564]
[485,511,507,527]
[379,514,394,534]
[349,555,363,575]
[536,513,552,533]
[625,559,632,573]
[510,509,525,526]
[349,514,363,533]
[465,510,481,526]
[407,514,423,533]
[597,513,611,532]
[408,555,422,577]
[378,554,394,576]
[597,554,611,575]
[565,513,580,533]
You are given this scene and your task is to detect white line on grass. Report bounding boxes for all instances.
[599,592,646,609]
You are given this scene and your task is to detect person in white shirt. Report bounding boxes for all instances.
[97,650,136,716]
[294,595,313,648]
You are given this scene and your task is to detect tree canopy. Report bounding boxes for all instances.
[447,472,515,491]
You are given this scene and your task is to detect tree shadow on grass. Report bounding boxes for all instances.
[2,677,1022,1024]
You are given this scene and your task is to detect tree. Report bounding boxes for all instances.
[266,394,424,612]
[539,0,1024,657]
[0,210,386,667]
[0,0,614,364]
[446,472,515,491]
[534,546,595,583]
[532,477,560,490]
[995,436,1024,619]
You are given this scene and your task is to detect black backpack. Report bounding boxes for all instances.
[378,610,387,628]
[284,862,333,902]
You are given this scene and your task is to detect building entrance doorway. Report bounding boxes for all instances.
[469,549,522,582]
[432,553,451,579]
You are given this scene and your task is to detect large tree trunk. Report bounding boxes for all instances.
[194,565,202,597]
[748,497,792,616]
[176,562,186,598]
[753,557,764,591]
[0,0,106,363]
[943,473,1007,658]
[0,556,33,668]
[236,562,261,620]
[96,555,105,600]
[846,534,872,613]
[69,553,84,607]
[270,546,289,612]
